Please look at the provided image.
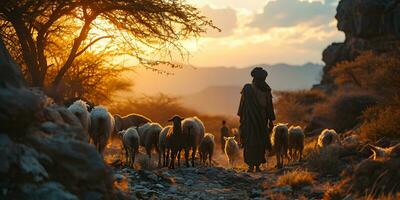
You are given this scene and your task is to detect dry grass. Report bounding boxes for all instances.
[305,144,344,176]
[276,169,314,190]
[364,193,400,200]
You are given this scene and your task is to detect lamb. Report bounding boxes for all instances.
[232,128,241,146]
[89,106,115,154]
[182,116,205,167]
[199,133,215,166]
[288,126,305,162]
[118,127,140,167]
[271,123,289,168]
[224,136,240,168]
[114,113,152,133]
[317,129,339,148]
[137,122,162,160]
[368,143,400,160]
[67,100,91,138]
[158,125,171,167]
[165,115,186,169]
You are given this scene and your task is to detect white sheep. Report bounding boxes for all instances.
[368,143,400,160]
[118,127,140,167]
[288,126,305,162]
[137,122,162,160]
[158,125,171,167]
[342,135,360,147]
[224,136,240,168]
[317,129,339,148]
[68,100,91,139]
[89,106,115,154]
[199,133,215,166]
[182,116,205,167]
[271,123,289,169]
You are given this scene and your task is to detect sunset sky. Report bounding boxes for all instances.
[182,0,343,67]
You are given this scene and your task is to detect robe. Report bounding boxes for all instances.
[237,83,275,166]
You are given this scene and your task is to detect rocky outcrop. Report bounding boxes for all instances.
[317,0,400,87]
[0,38,119,199]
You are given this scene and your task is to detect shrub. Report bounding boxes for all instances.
[360,101,400,141]
[276,169,314,190]
[274,90,326,127]
[305,144,344,175]
[312,91,377,132]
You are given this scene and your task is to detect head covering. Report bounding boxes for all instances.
[251,67,270,92]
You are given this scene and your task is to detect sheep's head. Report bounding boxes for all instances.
[114,114,122,133]
[224,136,237,145]
[168,115,184,127]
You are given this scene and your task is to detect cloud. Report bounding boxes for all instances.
[249,0,336,31]
[201,5,238,37]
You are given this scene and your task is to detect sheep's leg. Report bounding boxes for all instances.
[184,147,190,167]
[146,147,152,167]
[124,146,129,166]
[158,150,162,168]
[276,151,281,169]
[299,149,303,162]
[208,153,212,166]
[191,146,197,167]
[166,149,170,167]
[170,151,176,169]
[177,149,182,167]
[132,150,136,168]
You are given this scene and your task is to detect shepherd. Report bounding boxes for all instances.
[237,67,275,172]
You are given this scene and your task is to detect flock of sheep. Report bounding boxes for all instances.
[67,99,394,171]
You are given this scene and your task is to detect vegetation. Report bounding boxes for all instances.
[0,0,216,102]
[276,169,314,190]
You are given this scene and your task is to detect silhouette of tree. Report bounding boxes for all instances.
[0,0,217,100]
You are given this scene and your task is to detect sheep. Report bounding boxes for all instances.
[165,115,186,169]
[288,126,305,162]
[67,100,91,138]
[224,136,240,168]
[114,113,152,133]
[182,116,205,167]
[317,129,339,148]
[137,122,162,160]
[199,133,215,166]
[232,128,241,146]
[159,125,171,167]
[271,123,289,169]
[342,135,360,147]
[368,143,400,160]
[118,127,140,167]
[89,106,115,154]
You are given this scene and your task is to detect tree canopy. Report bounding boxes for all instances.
[0,0,216,102]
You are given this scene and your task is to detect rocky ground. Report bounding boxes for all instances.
[109,149,327,200]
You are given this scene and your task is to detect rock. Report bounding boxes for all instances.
[113,173,125,182]
[147,173,158,182]
[168,186,177,193]
[174,177,185,184]
[250,188,262,198]
[184,179,194,186]
[155,184,165,189]
[271,185,293,193]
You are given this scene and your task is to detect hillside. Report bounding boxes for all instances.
[132,63,323,96]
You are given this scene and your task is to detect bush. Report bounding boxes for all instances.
[276,169,314,190]
[360,102,400,141]
[305,144,344,175]
[274,90,326,127]
[312,91,377,132]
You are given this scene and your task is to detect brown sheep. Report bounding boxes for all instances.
[288,126,305,162]
[199,133,215,166]
[114,113,152,133]
[271,123,289,169]
[165,115,186,169]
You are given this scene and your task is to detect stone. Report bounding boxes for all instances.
[113,173,125,182]
[155,184,165,189]
[147,174,158,182]
[271,185,293,193]
[184,179,194,186]
[168,186,177,193]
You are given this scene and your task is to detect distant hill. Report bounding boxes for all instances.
[131,63,323,115]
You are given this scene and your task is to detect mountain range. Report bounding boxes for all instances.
[131,63,323,115]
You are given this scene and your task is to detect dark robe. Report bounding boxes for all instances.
[237,83,275,166]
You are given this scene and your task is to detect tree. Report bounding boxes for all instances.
[0,0,216,100]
